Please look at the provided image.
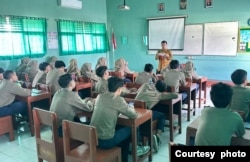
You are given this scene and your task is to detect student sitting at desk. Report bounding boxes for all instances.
[50,74,94,137]
[195,82,245,146]
[181,61,199,80]
[90,77,150,162]
[81,62,99,86]
[0,68,4,81]
[95,65,109,94]
[67,59,81,78]
[135,80,178,152]
[0,70,31,117]
[229,69,250,121]
[16,57,30,80]
[25,60,38,83]
[46,60,66,95]
[115,58,132,83]
[32,62,51,88]
[135,63,158,85]
[95,57,107,70]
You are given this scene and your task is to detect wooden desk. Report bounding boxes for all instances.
[186,117,250,146]
[193,77,207,108]
[74,82,92,97]
[16,92,52,136]
[179,83,197,121]
[78,108,153,162]
[127,73,137,83]
[160,94,182,142]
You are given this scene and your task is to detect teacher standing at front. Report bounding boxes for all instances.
[155,40,173,74]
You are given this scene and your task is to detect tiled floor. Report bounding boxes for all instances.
[0,88,212,162]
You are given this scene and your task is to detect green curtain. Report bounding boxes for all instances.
[0,16,47,60]
[57,20,109,56]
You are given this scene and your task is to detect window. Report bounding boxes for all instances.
[0,16,47,60]
[57,20,109,55]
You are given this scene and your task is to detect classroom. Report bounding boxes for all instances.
[0,0,250,162]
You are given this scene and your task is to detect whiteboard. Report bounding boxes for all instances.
[203,21,238,56]
[173,24,203,55]
[148,17,185,50]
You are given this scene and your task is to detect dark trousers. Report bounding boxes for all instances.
[98,126,131,162]
[152,111,165,132]
[0,101,27,117]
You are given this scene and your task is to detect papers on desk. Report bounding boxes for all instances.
[244,122,250,129]
[32,89,43,94]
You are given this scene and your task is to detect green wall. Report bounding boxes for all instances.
[106,0,250,80]
[0,0,108,71]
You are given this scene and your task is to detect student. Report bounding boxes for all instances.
[135,80,178,152]
[95,57,107,70]
[32,62,51,88]
[115,58,132,83]
[0,70,31,117]
[46,60,66,95]
[90,77,150,162]
[182,61,199,80]
[0,68,4,81]
[16,57,30,80]
[67,59,81,78]
[163,60,186,92]
[50,74,94,137]
[195,82,245,146]
[81,63,99,83]
[25,60,39,82]
[48,56,58,69]
[229,69,250,120]
[135,63,158,84]
[95,66,109,93]
[155,40,173,74]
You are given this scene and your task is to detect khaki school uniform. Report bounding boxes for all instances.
[95,78,108,94]
[163,69,186,92]
[32,70,47,88]
[135,72,158,85]
[90,92,137,139]
[135,83,178,109]
[182,61,199,79]
[50,88,94,127]
[46,69,65,95]
[195,107,245,146]
[155,49,172,72]
[25,60,38,82]
[229,85,250,119]
[0,80,31,107]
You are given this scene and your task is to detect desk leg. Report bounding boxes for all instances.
[192,90,196,116]
[131,125,137,162]
[178,100,182,134]
[147,119,152,162]
[187,91,191,121]
[27,101,34,136]
[198,81,202,108]
[169,103,174,142]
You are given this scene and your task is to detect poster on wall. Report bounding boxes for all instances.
[47,32,58,49]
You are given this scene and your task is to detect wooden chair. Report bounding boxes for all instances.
[62,120,121,162]
[33,108,64,162]
[109,71,122,78]
[78,76,92,83]
[125,82,142,89]
[0,116,14,141]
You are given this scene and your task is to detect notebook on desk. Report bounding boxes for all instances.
[32,89,43,94]
[244,122,250,129]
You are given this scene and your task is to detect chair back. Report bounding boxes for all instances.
[125,82,142,89]
[124,98,146,109]
[109,71,122,78]
[63,120,98,162]
[33,108,63,162]
[78,75,91,83]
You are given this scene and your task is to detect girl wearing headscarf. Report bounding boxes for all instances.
[115,58,132,83]
[49,56,58,69]
[67,59,81,77]
[182,61,199,80]
[81,63,99,83]
[16,57,30,79]
[95,57,107,70]
[25,60,38,82]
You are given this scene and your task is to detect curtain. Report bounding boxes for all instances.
[0,15,47,60]
[57,20,109,56]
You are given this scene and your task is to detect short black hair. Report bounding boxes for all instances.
[39,62,50,71]
[96,66,107,78]
[55,60,66,69]
[3,70,14,80]
[144,64,154,73]
[210,82,233,108]
[155,80,167,92]
[231,69,247,85]
[108,76,124,92]
[0,68,4,74]
[58,74,72,88]
[170,60,179,69]
[161,40,167,44]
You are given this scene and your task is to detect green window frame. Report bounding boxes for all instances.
[0,16,47,60]
[57,20,109,56]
